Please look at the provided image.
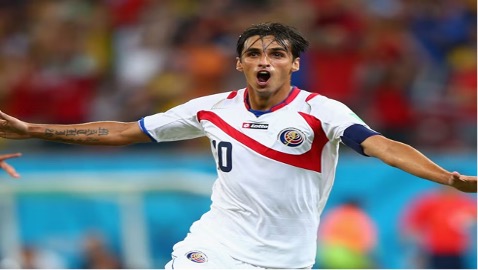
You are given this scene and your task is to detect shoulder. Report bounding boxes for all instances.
[186,89,243,109]
[298,89,351,111]
[190,90,236,103]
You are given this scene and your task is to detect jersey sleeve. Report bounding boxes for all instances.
[308,96,379,145]
[138,93,228,142]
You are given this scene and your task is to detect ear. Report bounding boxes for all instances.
[291,57,300,72]
[236,57,243,72]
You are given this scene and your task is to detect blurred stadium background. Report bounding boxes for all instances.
[0,0,476,268]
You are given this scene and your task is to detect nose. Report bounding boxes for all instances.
[258,54,270,67]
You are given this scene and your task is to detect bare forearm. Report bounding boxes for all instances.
[364,136,451,185]
[381,142,450,185]
[363,135,476,193]
[28,121,142,146]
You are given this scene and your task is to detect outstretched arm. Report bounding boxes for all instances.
[0,110,151,146]
[0,152,22,178]
[362,135,477,193]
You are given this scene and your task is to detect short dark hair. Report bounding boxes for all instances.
[236,22,309,59]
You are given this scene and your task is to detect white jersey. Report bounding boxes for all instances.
[139,87,374,268]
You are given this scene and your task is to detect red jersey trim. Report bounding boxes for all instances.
[227,91,238,99]
[305,92,320,102]
[298,112,329,172]
[197,110,328,173]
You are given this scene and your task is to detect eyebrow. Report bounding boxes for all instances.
[243,47,288,54]
[268,47,288,53]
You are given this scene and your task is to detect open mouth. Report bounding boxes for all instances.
[257,71,271,84]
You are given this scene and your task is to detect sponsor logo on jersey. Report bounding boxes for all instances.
[185,250,208,263]
[278,128,305,147]
[242,122,269,130]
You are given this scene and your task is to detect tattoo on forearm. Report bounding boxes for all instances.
[45,128,110,138]
[53,137,101,144]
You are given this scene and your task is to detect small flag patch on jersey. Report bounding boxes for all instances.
[185,251,208,263]
[242,123,269,130]
[278,128,305,147]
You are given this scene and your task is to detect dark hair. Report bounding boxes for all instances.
[236,22,309,59]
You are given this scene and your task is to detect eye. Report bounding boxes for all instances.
[246,51,259,57]
[271,52,285,58]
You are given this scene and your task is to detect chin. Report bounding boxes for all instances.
[256,88,276,98]
[254,85,272,93]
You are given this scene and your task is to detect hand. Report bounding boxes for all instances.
[0,152,22,178]
[449,171,477,193]
[0,110,30,139]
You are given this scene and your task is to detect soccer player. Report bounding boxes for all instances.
[0,23,475,269]
[0,152,21,178]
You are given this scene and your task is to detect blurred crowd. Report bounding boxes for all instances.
[1,232,123,269]
[0,0,475,152]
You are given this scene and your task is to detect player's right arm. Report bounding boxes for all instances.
[0,110,151,146]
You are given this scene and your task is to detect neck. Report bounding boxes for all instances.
[247,85,293,111]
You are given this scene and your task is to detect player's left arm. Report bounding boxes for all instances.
[362,135,477,193]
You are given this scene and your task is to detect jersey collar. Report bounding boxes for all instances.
[244,86,300,117]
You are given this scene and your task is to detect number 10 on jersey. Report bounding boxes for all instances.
[212,140,232,172]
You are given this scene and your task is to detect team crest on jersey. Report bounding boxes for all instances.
[278,128,305,147]
[242,122,269,130]
[185,250,208,263]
